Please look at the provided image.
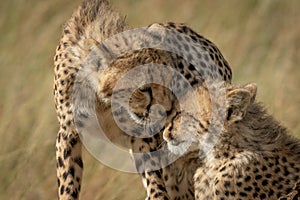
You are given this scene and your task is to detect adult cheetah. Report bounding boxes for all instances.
[53,0,232,199]
[162,82,300,199]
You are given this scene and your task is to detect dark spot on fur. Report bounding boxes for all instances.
[74,157,83,168]
[69,167,75,177]
[58,156,65,168]
[64,148,71,159]
[60,185,65,195]
[66,187,71,194]
[70,138,77,147]
[71,190,78,198]
[63,172,68,180]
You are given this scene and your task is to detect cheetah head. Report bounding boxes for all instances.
[163,83,257,156]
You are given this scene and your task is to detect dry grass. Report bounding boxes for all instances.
[0,0,299,199]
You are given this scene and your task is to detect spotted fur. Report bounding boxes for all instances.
[162,83,300,199]
[54,0,232,199]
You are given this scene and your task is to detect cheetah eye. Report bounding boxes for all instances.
[227,107,233,121]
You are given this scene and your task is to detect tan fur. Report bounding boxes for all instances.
[54,1,127,199]
[54,0,233,199]
[163,83,300,199]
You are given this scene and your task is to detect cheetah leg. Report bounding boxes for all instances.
[131,139,170,200]
[56,128,83,200]
[144,170,169,200]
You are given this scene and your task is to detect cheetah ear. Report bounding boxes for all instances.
[83,39,100,55]
[226,83,257,123]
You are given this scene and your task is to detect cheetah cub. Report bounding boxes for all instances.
[163,83,300,199]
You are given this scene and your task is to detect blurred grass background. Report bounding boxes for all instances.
[0,0,299,199]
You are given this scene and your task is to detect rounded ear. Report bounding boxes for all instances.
[226,83,257,123]
[83,39,100,55]
[244,83,257,103]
